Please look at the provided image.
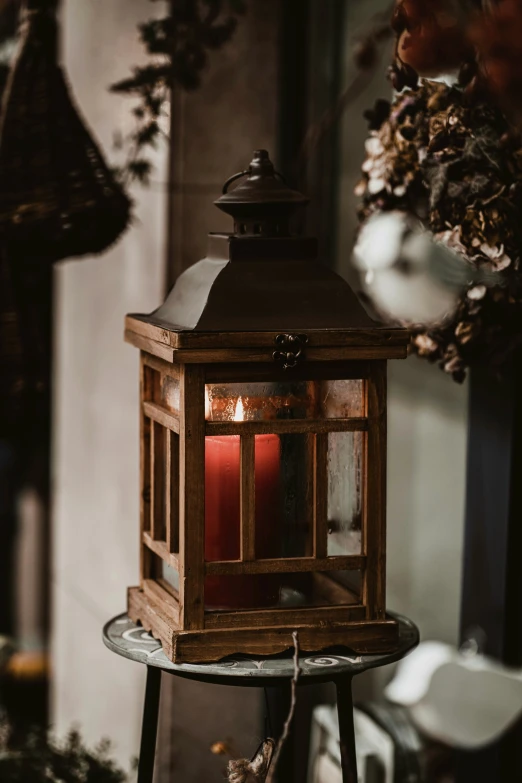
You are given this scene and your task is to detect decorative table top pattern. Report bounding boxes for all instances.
[103,613,419,685]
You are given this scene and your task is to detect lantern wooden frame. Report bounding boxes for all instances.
[124,150,410,663]
[125,320,408,663]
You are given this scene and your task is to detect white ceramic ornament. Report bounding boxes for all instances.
[385,641,522,749]
[352,211,501,325]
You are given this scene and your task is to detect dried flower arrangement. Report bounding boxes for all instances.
[357,0,522,381]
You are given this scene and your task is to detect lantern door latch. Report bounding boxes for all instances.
[273,334,309,369]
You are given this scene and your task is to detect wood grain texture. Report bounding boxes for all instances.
[172,619,399,663]
[206,418,368,436]
[150,422,166,540]
[143,533,179,570]
[142,352,181,379]
[205,555,365,576]
[125,315,173,346]
[128,586,399,663]
[140,355,152,584]
[204,604,366,630]
[125,316,410,350]
[125,320,408,364]
[174,329,410,350]
[179,365,206,630]
[128,586,176,658]
[124,329,176,363]
[143,401,180,433]
[363,362,387,621]
[143,579,180,625]
[167,346,407,364]
[166,431,180,554]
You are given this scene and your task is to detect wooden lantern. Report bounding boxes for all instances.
[125,150,410,663]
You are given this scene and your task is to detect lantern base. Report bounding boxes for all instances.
[127,586,400,664]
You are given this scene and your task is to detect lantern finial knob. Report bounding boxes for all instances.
[215,150,308,238]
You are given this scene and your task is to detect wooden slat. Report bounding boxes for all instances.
[363,362,387,621]
[142,352,181,379]
[126,315,173,346]
[128,585,400,663]
[204,603,366,629]
[166,431,180,553]
[205,555,365,576]
[179,365,206,630]
[150,421,166,540]
[143,401,180,433]
[140,355,152,583]
[240,435,256,561]
[175,328,410,350]
[143,532,179,571]
[171,618,400,663]
[205,361,371,384]
[314,434,329,558]
[128,587,179,655]
[206,418,368,436]
[124,329,177,362]
[168,346,407,364]
[126,315,410,349]
[165,429,172,549]
[143,579,180,625]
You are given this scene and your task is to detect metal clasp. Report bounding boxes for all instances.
[273,334,309,370]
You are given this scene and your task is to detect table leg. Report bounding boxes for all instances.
[138,666,161,783]
[335,677,358,783]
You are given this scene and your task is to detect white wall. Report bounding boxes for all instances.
[387,358,467,644]
[336,0,469,683]
[52,0,167,765]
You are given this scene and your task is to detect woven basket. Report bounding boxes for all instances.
[0,0,131,261]
[0,0,131,432]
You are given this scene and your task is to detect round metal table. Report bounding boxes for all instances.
[103,613,419,783]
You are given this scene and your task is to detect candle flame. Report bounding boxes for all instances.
[205,387,211,420]
[234,397,245,422]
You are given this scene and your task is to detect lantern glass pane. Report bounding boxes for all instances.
[161,374,180,413]
[319,380,364,418]
[205,435,241,562]
[256,433,314,558]
[148,552,180,595]
[205,380,364,421]
[143,365,180,414]
[327,432,364,556]
[161,560,180,593]
[204,571,361,611]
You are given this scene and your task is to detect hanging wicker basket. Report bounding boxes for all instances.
[0,0,132,262]
[0,0,132,431]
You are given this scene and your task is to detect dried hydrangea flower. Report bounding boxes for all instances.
[357,80,522,382]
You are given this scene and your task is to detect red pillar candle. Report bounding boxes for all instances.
[204,432,282,609]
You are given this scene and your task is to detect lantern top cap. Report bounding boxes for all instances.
[215,150,308,229]
[125,148,410,347]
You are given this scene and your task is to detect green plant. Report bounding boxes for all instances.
[111,0,247,185]
[0,725,133,783]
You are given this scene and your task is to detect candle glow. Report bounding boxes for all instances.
[204,390,281,609]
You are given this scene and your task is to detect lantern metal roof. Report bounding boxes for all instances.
[127,150,410,352]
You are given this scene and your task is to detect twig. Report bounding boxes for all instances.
[265,632,301,783]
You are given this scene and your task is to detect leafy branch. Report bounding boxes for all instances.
[0,724,133,783]
[110,0,247,186]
